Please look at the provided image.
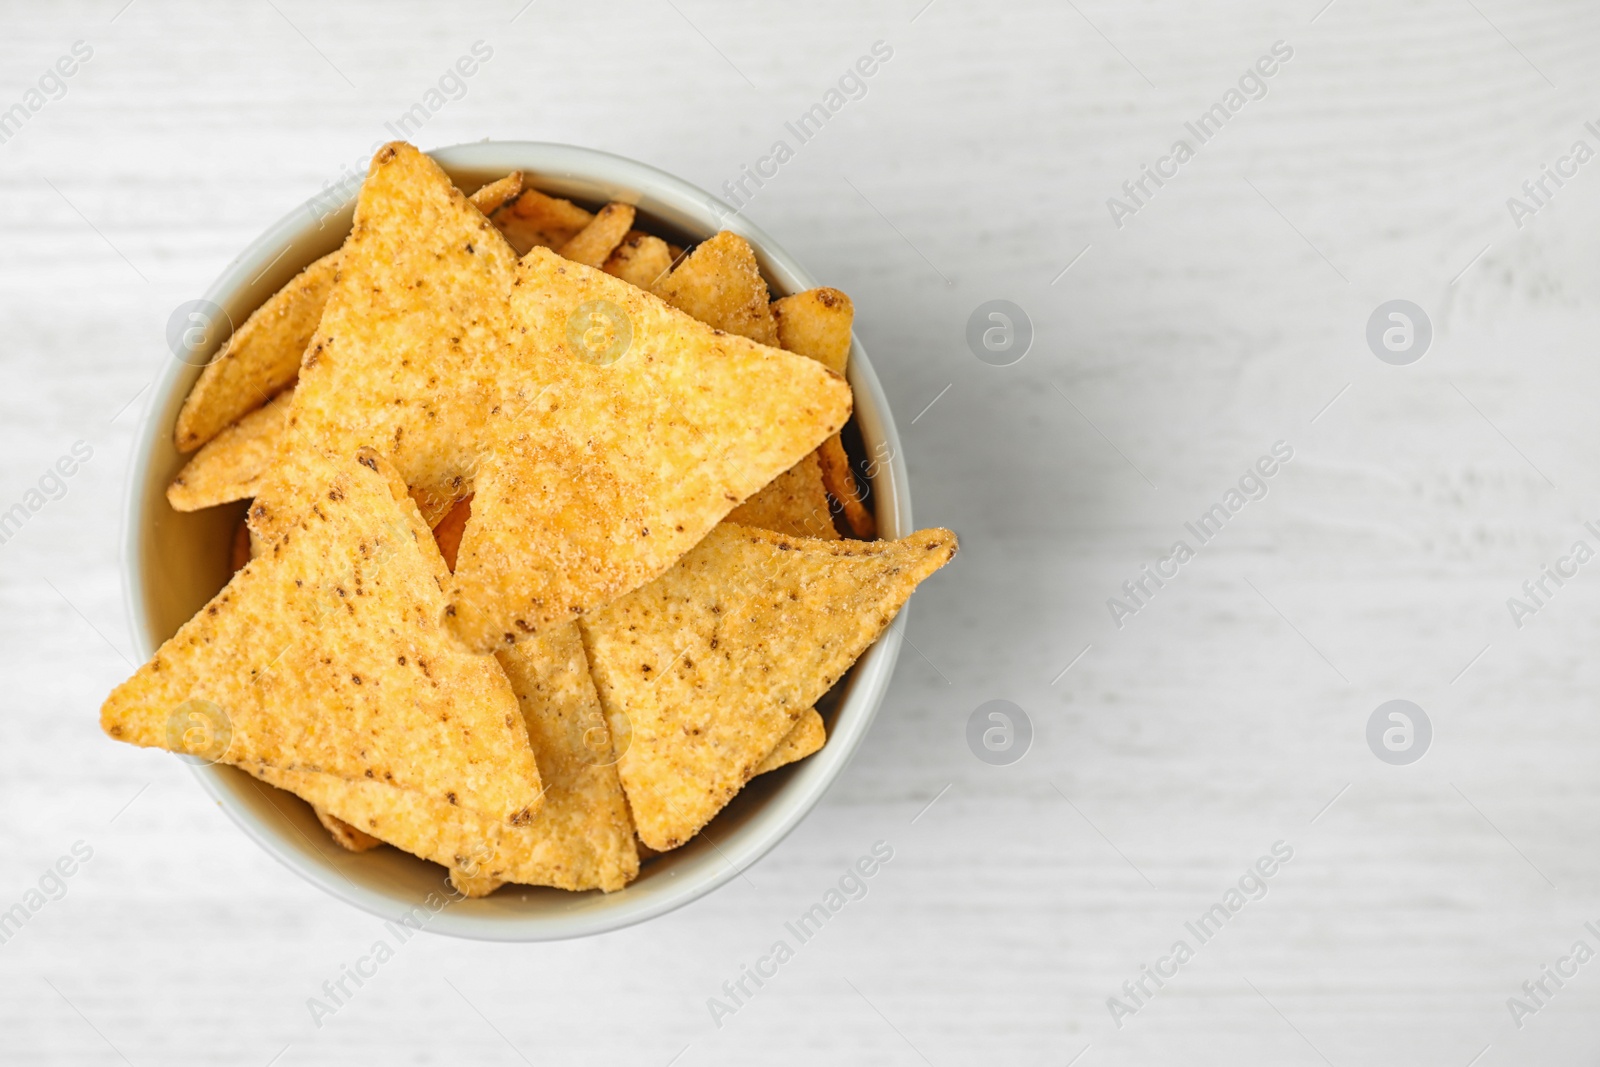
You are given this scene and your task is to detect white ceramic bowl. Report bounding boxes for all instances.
[122,141,913,940]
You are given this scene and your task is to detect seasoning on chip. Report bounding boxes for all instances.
[104,448,543,824]
[581,523,956,850]
[168,387,294,511]
[653,230,779,346]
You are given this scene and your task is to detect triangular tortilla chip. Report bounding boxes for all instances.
[732,285,858,538]
[252,621,639,893]
[174,177,523,455]
[445,248,852,649]
[174,253,338,454]
[168,387,294,511]
[490,186,594,255]
[818,433,875,539]
[771,287,853,376]
[254,144,521,537]
[756,707,825,775]
[558,202,634,268]
[468,171,524,216]
[766,286,872,536]
[581,522,956,850]
[103,448,542,824]
[243,483,491,863]
[656,254,849,538]
[652,231,779,345]
[603,230,674,290]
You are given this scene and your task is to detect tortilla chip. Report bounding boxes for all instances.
[727,451,838,540]
[727,286,858,539]
[602,230,674,290]
[316,807,381,852]
[818,434,875,539]
[174,254,336,454]
[173,177,521,455]
[755,708,825,775]
[103,448,542,823]
[446,248,853,649]
[251,622,639,893]
[468,171,524,216]
[486,623,638,889]
[167,387,294,511]
[652,231,779,346]
[581,522,957,850]
[491,186,594,255]
[254,143,520,539]
[771,288,853,377]
[764,287,870,537]
[558,202,635,268]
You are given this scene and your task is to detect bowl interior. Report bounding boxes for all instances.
[123,142,912,940]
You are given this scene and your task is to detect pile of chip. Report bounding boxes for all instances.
[101,143,956,896]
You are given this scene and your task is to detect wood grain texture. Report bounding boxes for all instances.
[4,0,1600,1063]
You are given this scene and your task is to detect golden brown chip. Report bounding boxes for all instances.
[174,254,336,454]
[558,202,635,269]
[488,623,638,889]
[727,451,838,541]
[660,260,847,543]
[491,186,594,255]
[652,231,779,346]
[581,523,956,850]
[173,176,520,455]
[600,233,853,546]
[764,287,870,537]
[104,448,543,823]
[729,288,860,540]
[468,171,524,215]
[446,248,853,649]
[755,708,825,775]
[602,230,675,290]
[316,807,382,852]
[251,622,639,893]
[818,433,875,539]
[771,287,853,377]
[602,220,860,551]
[254,144,520,540]
[167,387,293,512]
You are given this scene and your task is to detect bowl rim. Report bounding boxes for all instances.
[121,140,913,941]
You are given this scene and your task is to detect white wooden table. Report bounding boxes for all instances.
[4,0,1600,1062]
